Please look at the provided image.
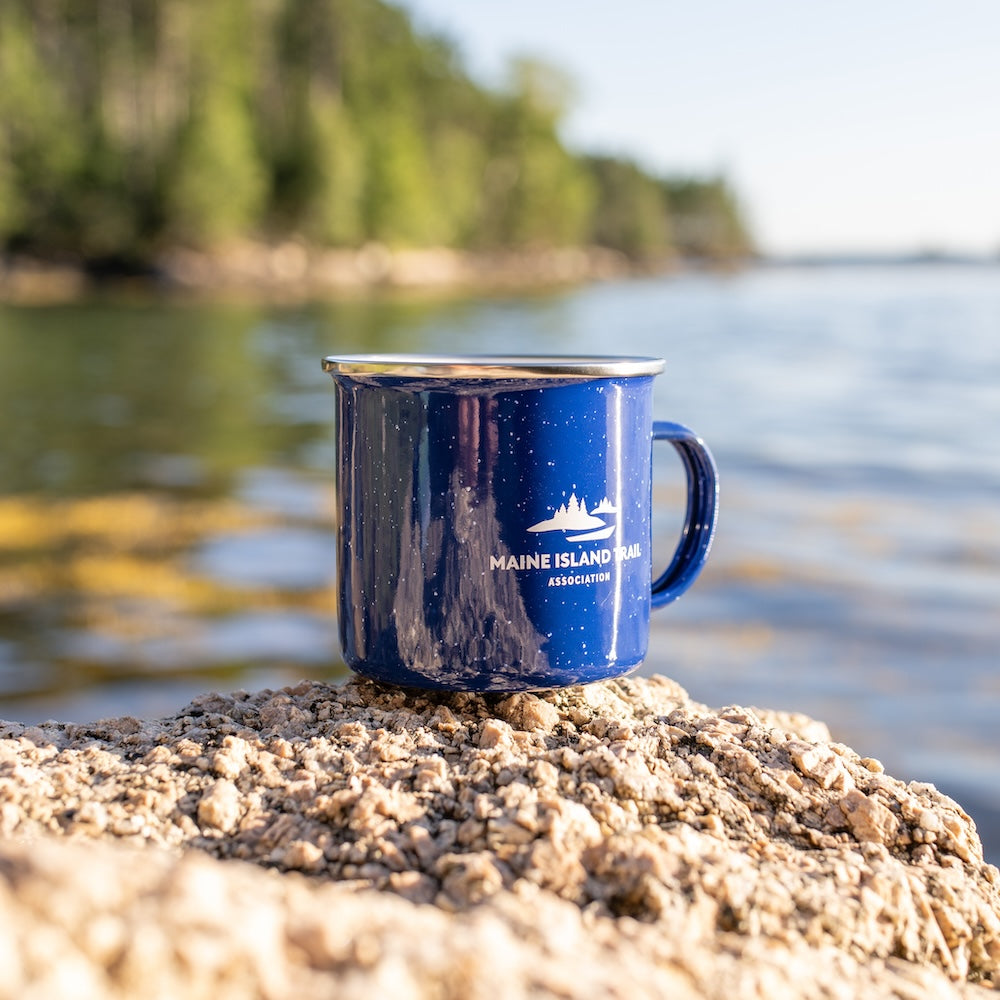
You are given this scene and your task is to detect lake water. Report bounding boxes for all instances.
[1,264,998,862]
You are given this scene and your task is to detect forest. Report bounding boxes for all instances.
[0,0,753,269]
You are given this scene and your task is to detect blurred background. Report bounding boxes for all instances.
[0,1,997,861]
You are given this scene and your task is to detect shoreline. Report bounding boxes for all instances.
[0,243,668,305]
[3,246,996,307]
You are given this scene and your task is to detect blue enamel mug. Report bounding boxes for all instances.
[322,355,718,691]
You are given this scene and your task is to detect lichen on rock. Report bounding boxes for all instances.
[0,674,998,998]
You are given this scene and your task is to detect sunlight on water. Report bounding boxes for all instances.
[0,265,998,858]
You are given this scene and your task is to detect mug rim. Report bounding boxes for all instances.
[321,354,665,379]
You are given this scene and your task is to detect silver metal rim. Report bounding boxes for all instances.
[321,354,665,379]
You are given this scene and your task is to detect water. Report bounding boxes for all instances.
[1,265,998,861]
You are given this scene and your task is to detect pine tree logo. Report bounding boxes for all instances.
[528,492,618,542]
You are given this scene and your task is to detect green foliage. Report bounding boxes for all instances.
[0,142,21,241]
[362,110,442,246]
[505,57,577,124]
[0,5,85,249]
[583,156,672,260]
[296,98,366,246]
[427,126,487,247]
[662,176,755,262]
[165,88,268,247]
[0,0,752,263]
[476,67,595,249]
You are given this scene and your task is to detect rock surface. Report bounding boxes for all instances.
[1,674,998,998]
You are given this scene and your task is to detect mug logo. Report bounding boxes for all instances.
[528,492,617,542]
[488,484,641,584]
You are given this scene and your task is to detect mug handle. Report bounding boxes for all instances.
[650,421,719,609]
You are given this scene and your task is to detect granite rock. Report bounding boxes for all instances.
[1,674,998,998]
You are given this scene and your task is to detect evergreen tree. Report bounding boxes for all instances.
[584,156,672,260]
[662,176,755,262]
[0,140,21,242]
[162,0,267,248]
[428,125,486,248]
[301,98,366,246]
[0,0,753,264]
[0,4,85,252]
[165,86,267,247]
[273,92,365,247]
[362,109,441,246]
[478,58,595,248]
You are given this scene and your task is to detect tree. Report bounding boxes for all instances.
[273,94,365,246]
[361,109,441,246]
[0,140,21,242]
[584,156,672,260]
[0,0,753,263]
[164,86,267,248]
[662,176,755,262]
[0,5,85,252]
[476,57,595,249]
[161,0,267,249]
[427,125,487,248]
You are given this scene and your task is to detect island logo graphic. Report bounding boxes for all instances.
[527,492,617,542]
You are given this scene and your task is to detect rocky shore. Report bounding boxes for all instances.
[0,243,641,304]
[1,674,998,998]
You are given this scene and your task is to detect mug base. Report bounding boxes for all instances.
[343,657,644,693]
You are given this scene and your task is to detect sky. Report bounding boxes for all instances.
[398,0,1000,256]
